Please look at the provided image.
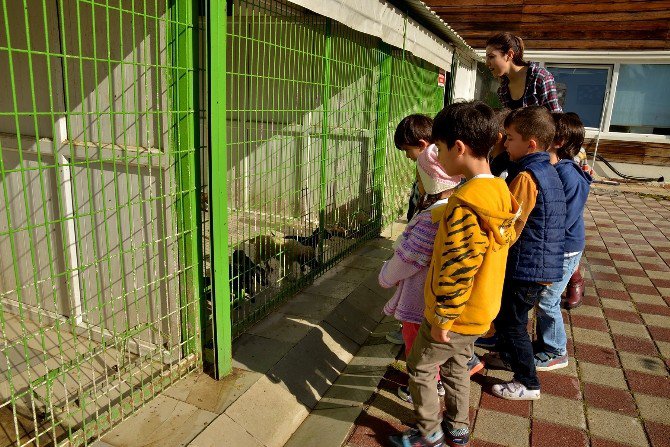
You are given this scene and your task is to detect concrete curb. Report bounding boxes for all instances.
[284,319,402,447]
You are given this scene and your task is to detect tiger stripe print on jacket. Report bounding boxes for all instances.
[424,177,520,335]
[433,205,488,322]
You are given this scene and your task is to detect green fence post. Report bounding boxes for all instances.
[210,0,232,378]
[318,18,332,259]
[170,0,203,357]
[373,43,392,227]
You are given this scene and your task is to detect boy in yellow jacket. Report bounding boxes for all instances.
[390,101,520,447]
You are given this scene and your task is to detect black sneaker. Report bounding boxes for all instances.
[482,351,512,371]
[474,333,498,349]
[389,428,445,447]
[441,424,470,447]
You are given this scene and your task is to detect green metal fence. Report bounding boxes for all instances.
[383,49,447,225]
[206,0,446,374]
[1,0,449,443]
[473,60,501,108]
[0,1,202,445]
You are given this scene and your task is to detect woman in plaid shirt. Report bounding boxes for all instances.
[485,33,563,113]
[481,33,587,350]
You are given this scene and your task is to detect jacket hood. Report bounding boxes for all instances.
[556,159,593,184]
[436,176,521,247]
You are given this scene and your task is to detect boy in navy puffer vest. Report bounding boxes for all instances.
[533,113,592,372]
[485,106,566,400]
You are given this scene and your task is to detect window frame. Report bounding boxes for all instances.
[544,63,613,132]
[490,51,670,143]
[606,63,670,137]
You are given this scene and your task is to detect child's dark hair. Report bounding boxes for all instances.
[489,108,511,160]
[494,107,511,142]
[494,108,511,132]
[432,101,498,159]
[486,33,528,67]
[504,106,556,151]
[553,112,585,160]
[394,114,433,149]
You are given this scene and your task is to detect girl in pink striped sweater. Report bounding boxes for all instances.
[379,144,461,402]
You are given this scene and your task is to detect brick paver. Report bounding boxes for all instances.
[343,185,670,447]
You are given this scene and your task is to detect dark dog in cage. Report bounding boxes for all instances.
[202,249,268,308]
[284,228,336,249]
[283,239,320,273]
[230,249,268,304]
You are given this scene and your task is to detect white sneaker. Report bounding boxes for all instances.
[437,380,446,397]
[491,380,540,400]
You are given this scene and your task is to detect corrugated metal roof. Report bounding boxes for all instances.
[387,0,478,59]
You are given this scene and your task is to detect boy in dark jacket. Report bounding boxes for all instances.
[485,106,566,400]
[533,113,592,371]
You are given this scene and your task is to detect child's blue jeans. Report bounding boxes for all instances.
[536,251,583,356]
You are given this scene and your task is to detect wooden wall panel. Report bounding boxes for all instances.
[423,0,670,50]
[583,138,670,166]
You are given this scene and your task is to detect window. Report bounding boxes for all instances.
[609,64,670,136]
[546,65,610,129]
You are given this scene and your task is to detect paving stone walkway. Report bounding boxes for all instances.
[343,184,670,447]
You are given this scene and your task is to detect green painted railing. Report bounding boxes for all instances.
[0,0,448,443]
[0,1,202,445]
[208,0,446,374]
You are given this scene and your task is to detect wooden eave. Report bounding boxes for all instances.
[422,0,670,51]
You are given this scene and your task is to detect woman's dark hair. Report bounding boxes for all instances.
[394,114,434,149]
[553,112,585,160]
[486,32,528,67]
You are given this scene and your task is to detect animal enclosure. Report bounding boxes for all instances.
[204,0,447,349]
[0,1,202,445]
[0,0,450,445]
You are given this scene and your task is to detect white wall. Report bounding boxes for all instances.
[592,160,669,183]
[287,0,454,71]
[453,53,477,102]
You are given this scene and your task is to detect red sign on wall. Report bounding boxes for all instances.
[438,68,446,87]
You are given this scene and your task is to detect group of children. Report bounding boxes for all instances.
[379,102,592,447]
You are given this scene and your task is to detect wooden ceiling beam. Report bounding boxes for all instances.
[461,30,668,41]
[462,38,670,50]
[424,0,670,51]
[452,21,670,31]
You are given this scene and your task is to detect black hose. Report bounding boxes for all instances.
[586,151,664,183]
